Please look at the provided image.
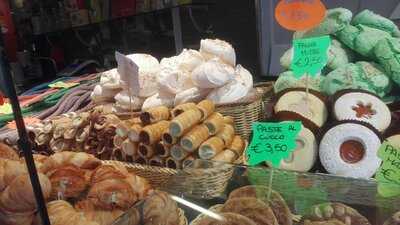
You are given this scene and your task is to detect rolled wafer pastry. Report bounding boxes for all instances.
[199,137,225,159]
[113,135,125,149]
[166,157,182,169]
[155,142,171,158]
[140,106,170,125]
[170,145,190,161]
[223,116,235,125]
[72,112,91,128]
[213,149,237,163]
[196,100,215,120]
[139,121,170,145]
[63,127,78,140]
[116,118,141,138]
[128,124,143,142]
[182,155,196,168]
[136,156,149,165]
[204,112,225,135]
[171,103,197,117]
[227,135,246,157]
[149,156,165,167]
[162,132,178,145]
[138,143,155,158]
[180,124,210,152]
[35,133,51,146]
[216,124,235,146]
[121,139,138,156]
[169,109,202,137]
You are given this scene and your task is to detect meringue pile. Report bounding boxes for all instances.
[91,39,254,111]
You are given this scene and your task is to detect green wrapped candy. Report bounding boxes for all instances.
[352,9,400,37]
[294,8,352,39]
[274,71,325,93]
[322,62,392,97]
[280,39,354,72]
[374,37,400,86]
[336,25,391,57]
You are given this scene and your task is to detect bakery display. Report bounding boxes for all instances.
[93,39,254,111]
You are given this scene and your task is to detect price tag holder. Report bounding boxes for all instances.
[291,35,330,78]
[376,140,400,197]
[246,121,302,167]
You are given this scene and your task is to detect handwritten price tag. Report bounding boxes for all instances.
[246,121,302,167]
[291,36,330,78]
[376,141,400,197]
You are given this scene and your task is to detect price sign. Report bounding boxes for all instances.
[291,36,330,78]
[246,121,302,167]
[275,0,326,31]
[376,141,400,197]
[115,51,139,88]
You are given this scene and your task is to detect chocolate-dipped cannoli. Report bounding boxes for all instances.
[171,102,197,117]
[199,137,225,159]
[204,112,225,135]
[139,121,170,145]
[155,142,171,158]
[138,143,155,159]
[170,144,190,161]
[140,106,170,125]
[169,108,202,137]
[216,124,235,146]
[197,100,215,120]
[166,157,182,169]
[180,124,210,152]
[149,156,165,167]
[162,132,178,145]
[128,124,143,142]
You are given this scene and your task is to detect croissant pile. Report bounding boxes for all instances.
[27,106,123,160]
[0,147,152,225]
[114,100,246,169]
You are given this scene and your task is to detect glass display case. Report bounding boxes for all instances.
[113,160,400,225]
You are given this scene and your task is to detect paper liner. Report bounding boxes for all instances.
[196,100,215,120]
[140,106,170,125]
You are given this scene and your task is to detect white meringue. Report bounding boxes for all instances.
[206,65,253,104]
[174,87,211,106]
[91,85,120,103]
[200,39,236,66]
[191,58,235,88]
[99,69,122,90]
[158,56,195,94]
[114,90,144,110]
[177,49,205,71]
[116,53,160,97]
[142,91,175,110]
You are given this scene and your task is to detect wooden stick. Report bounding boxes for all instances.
[170,144,190,161]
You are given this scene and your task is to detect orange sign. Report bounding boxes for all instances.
[275,0,326,31]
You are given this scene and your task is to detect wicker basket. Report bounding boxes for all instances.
[216,91,264,139]
[190,204,223,225]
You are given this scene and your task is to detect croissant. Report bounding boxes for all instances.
[41,151,102,174]
[0,173,51,213]
[127,124,143,142]
[125,174,152,200]
[199,137,225,159]
[0,208,34,225]
[227,135,245,157]
[121,139,138,157]
[140,106,170,125]
[90,165,130,185]
[170,144,190,161]
[197,100,215,120]
[0,143,19,160]
[180,124,210,152]
[170,108,202,137]
[75,200,127,225]
[171,102,197,117]
[0,159,27,191]
[215,124,235,146]
[47,165,88,199]
[88,178,138,210]
[203,112,225,135]
[44,200,100,225]
[139,121,170,145]
[143,191,180,225]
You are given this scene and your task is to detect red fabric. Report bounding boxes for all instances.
[0,93,4,105]
[0,1,17,61]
